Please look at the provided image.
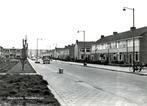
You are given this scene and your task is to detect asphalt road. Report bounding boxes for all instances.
[30,59,147,106]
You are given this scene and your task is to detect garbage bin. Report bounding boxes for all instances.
[59,68,63,74]
[83,62,87,66]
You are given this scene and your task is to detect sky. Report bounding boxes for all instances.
[0,0,147,49]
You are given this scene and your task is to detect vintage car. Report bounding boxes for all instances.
[42,56,50,64]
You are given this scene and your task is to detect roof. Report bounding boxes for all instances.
[55,48,65,51]
[96,26,147,44]
[76,41,95,47]
[55,47,69,52]
[0,46,3,49]
[4,48,22,50]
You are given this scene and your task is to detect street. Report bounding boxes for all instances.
[29,59,147,106]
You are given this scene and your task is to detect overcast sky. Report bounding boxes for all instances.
[0,0,147,49]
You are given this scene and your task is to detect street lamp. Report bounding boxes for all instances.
[77,30,87,66]
[123,7,136,72]
[36,38,42,63]
[53,43,57,59]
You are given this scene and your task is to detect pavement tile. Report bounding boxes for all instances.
[29,59,141,106]
[36,70,136,105]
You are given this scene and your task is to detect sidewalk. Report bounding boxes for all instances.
[64,61,147,76]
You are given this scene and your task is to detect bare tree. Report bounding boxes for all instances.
[20,36,28,71]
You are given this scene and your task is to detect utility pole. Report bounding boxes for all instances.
[123,7,136,72]
[77,30,87,66]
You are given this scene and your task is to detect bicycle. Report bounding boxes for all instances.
[129,62,144,72]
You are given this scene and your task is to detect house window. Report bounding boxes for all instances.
[86,48,90,52]
[97,45,101,50]
[128,39,133,47]
[122,41,126,48]
[80,48,85,52]
[100,44,103,50]
[111,42,117,49]
[91,45,96,53]
[117,41,120,48]
[86,49,90,52]
[117,41,126,48]
[135,39,139,46]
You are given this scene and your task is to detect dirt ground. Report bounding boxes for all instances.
[0,59,19,73]
[0,74,60,106]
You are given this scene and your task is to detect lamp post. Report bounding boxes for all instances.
[123,7,136,72]
[77,30,87,66]
[36,38,42,63]
[53,43,57,59]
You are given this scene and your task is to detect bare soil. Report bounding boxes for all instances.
[0,59,61,106]
[0,59,19,73]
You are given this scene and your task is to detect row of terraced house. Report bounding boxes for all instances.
[48,26,147,65]
[0,47,22,59]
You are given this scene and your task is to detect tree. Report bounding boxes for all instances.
[20,36,28,71]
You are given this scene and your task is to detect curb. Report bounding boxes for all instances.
[66,61,147,76]
[88,65,147,76]
[27,59,40,75]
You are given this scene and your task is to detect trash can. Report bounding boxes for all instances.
[84,62,87,66]
[59,68,63,74]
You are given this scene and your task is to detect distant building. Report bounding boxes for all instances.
[74,40,95,60]
[50,40,95,61]
[3,47,22,59]
[46,44,75,61]
[68,44,75,60]
[91,26,147,65]
[48,49,55,58]
[0,46,3,58]
[28,49,49,58]
[54,47,69,59]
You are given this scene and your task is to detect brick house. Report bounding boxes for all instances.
[91,26,147,65]
[67,44,75,60]
[74,40,95,61]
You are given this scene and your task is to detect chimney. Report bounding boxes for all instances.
[113,32,118,35]
[130,27,136,31]
[101,35,104,39]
